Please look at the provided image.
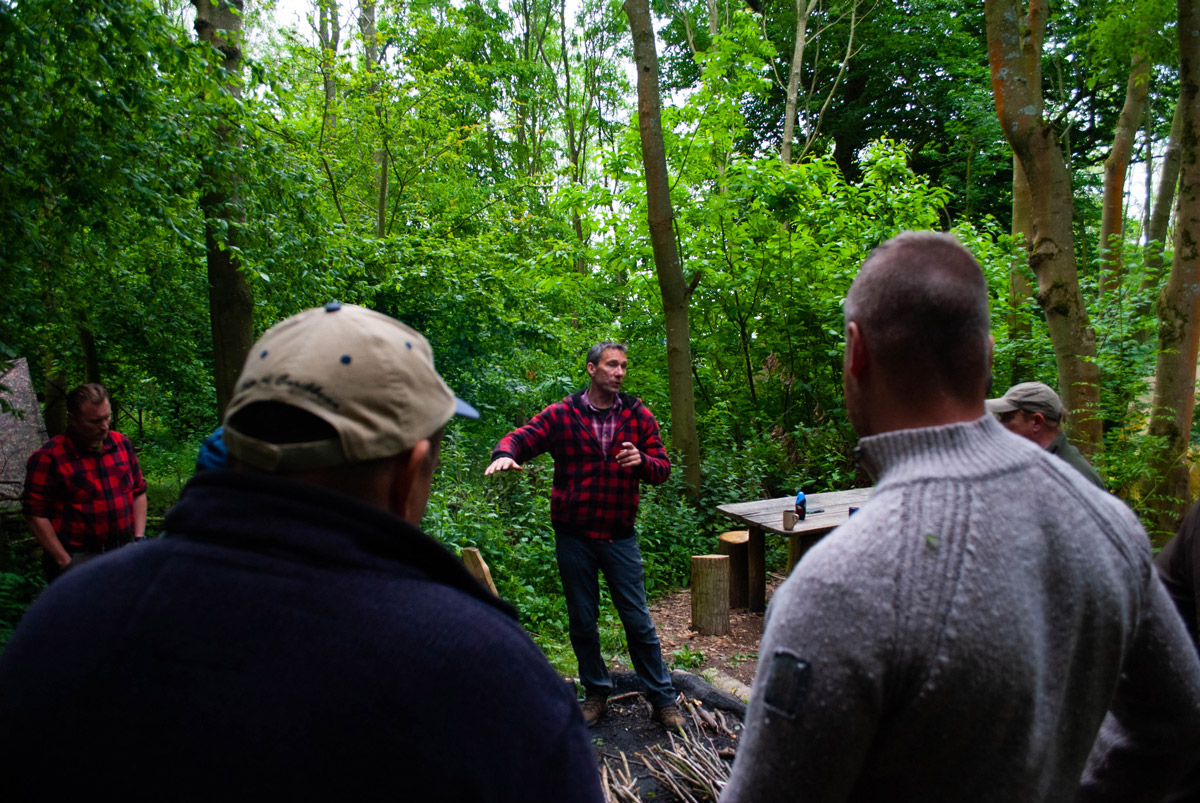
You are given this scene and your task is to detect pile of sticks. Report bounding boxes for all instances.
[601,699,734,803]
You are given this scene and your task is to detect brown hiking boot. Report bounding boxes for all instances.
[580,693,608,728]
[653,702,685,730]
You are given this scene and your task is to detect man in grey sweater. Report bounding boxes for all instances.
[721,232,1200,803]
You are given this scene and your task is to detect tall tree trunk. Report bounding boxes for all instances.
[553,0,590,272]
[1100,53,1150,294]
[1143,0,1200,541]
[780,0,818,165]
[39,265,68,437]
[317,0,345,225]
[359,0,386,238]
[43,355,67,438]
[1135,100,1182,344]
[516,0,553,178]
[1007,0,1039,389]
[318,0,339,130]
[1142,102,1154,252]
[1144,100,1184,289]
[986,0,1102,454]
[1008,156,1035,386]
[623,0,701,495]
[193,0,253,418]
[78,325,101,385]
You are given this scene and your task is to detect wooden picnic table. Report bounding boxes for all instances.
[716,487,873,612]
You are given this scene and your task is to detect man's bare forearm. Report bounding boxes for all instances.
[133,493,147,540]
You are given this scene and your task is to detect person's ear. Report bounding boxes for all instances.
[845,322,869,379]
[586,360,596,379]
[1031,412,1046,430]
[389,439,433,524]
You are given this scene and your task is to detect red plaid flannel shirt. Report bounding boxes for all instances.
[22,431,147,549]
[492,390,670,540]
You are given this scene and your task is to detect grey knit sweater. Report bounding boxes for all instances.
[721,414,1200,803]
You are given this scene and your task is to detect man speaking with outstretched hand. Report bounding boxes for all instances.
[486,342,683,730]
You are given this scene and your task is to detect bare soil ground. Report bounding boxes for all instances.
[649,577,781,687]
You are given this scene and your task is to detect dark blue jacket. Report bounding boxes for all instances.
[0,470,603,802]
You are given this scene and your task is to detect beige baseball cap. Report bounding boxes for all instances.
[223,302,478,473]
[985,381,1063,421]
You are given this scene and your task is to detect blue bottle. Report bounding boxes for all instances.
[795,490,807,521]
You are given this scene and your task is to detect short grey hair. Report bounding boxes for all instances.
[586,341,628,367]
[67,383,109,416]
[845,232,990,402]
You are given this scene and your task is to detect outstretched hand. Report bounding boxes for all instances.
[485,456,523,476]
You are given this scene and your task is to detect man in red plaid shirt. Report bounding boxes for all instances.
[22,383,147,579]
[486,342,683,729]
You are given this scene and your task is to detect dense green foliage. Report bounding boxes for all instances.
[0,0,1188,659]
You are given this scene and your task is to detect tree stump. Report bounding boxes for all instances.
[717,530,749,609]
[691,555,730,636]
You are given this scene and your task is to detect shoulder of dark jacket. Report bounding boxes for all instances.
[173,470,520,622]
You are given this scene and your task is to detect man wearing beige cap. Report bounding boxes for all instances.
[0,303,604,802]
[985,380,1105,489]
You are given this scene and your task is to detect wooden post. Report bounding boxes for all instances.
[717,530,749,609]
[461,547,499,596]
[690,554,730,635]
[747,526,766,612]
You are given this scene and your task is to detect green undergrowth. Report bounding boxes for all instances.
[2,418,808,663]
[424,424,809,674]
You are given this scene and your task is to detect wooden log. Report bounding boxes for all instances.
[461,547,499,596]
[717,530,749,609]
[690,555,730,635]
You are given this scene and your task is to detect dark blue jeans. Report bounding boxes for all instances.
[555,532,676,708]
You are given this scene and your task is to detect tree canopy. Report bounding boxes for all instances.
[0,0,1193,557]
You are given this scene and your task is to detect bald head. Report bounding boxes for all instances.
[845,232,991,405]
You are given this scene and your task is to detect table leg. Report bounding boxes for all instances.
[787,535,802,574]
[787,535,817,574]
[748,525,766,613]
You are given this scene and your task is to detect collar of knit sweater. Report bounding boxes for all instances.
[855,412,1040,484]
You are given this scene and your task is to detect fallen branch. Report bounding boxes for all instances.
[602,751,642,803]
[713,710,738,739]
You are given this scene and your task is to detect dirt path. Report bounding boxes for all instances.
[650,577,781,687]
